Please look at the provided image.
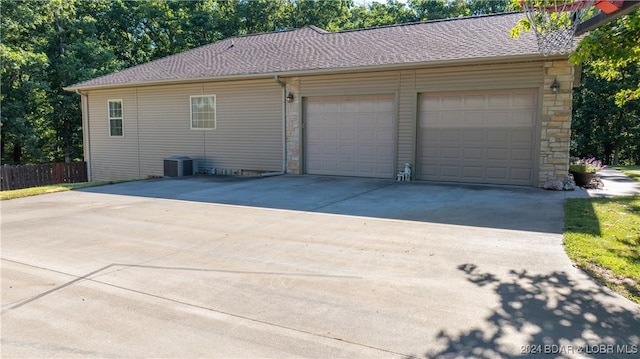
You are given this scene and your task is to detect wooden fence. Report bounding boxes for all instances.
[1,162,88,191]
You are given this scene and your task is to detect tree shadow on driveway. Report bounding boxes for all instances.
[80,175,570,234]
[408,264,640,358]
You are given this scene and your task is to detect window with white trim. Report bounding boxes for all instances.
[108,100,123,137]
[190,95,216,130]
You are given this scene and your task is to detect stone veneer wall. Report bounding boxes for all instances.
[285,78,301,174]
[538,60,575,186]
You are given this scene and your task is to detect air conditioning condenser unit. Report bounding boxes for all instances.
[163,156,195,177]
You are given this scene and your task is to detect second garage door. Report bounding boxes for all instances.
[304,95,395,178]
[418,90,537,186]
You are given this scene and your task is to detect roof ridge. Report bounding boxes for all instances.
[305,25,329,34]
[333,11,522,34]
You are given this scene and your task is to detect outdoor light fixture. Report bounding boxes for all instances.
[550,79,560,94]
[286,92,294,103]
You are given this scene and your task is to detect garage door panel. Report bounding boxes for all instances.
[340,130,357,141]
[514,93,536,107]
[512,149,533,161]
[440,166,461,177]
[464,95,485,109]
[340,145,356,156]
[443,112,464,127]
[305,95,395,178]
[441,147,461,159]
[463,147,483,159]
[487,130,508,142]
[487,167,507,179]
[418,90,536,186]
[464,130,485,142]
[512,168,533,181]
[462,167,484,179]
[358,145,375,156]
[421,145,438,160]
[513,111,536,126]
[488,94,511,107]
[465,112,485,126]
[487,112,511,126]
[443,96,463,108]
[323,130,339,141]
[376,145,394,158]
[378,130,394,142]
[440,131,461,142]
[512,129,534,143]
[487,148,509,161]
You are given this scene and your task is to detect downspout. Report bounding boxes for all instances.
[76,89,92,181]
[263,75,287,177]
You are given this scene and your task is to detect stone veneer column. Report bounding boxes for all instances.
[538,60,574,186]
[285,78,301,174]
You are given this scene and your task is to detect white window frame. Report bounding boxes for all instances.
[190,95,217,130]
[108,99,124,137]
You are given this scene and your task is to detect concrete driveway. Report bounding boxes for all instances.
[2,175,639,358]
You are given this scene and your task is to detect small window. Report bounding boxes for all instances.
[190,95,216,130]
[108,100,123,137]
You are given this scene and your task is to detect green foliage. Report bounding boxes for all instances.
[572,63,640,165]
[569,157,603,173]
[509,2,640,165]
[349,0,415,28]
[564,195,640,303]
[408,0,508,21]
[572,9,640,106]
[0,0,511,166]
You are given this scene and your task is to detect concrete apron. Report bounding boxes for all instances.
[2,176,639,358]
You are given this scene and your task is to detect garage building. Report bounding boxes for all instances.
[65,13,575,187]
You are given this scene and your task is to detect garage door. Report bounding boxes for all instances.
[418,90,537,186]
[304,95,395,178]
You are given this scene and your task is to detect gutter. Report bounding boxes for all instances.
[75,89,92,181]
[265,75,287,177]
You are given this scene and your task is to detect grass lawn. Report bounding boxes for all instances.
[614,165,640,182]
[564,166,640,304]
[0,180,134,201]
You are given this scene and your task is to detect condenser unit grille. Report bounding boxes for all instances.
[163,156,194,177]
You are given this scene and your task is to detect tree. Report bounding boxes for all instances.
[348,0,415,29]
[468,0,511,16]
[286,0,353,31]
[1,0,51,164]
[571,9,640,106]
[239,0,288,33]
[2,0,517,166]
[509,2,640,164]
[42,0,120,162]
[409,0,469,21]
[572,63,640,165]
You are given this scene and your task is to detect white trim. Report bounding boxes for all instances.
[189,94,217,130]
[107,99,124,137]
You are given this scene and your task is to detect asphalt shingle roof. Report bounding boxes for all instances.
[67,12,539,90]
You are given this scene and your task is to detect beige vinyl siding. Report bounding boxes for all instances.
[86,88,140,181]
[202,80,282,171]
[86,79,282,181]
[398,71,417,170]
[136,83,205,177]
